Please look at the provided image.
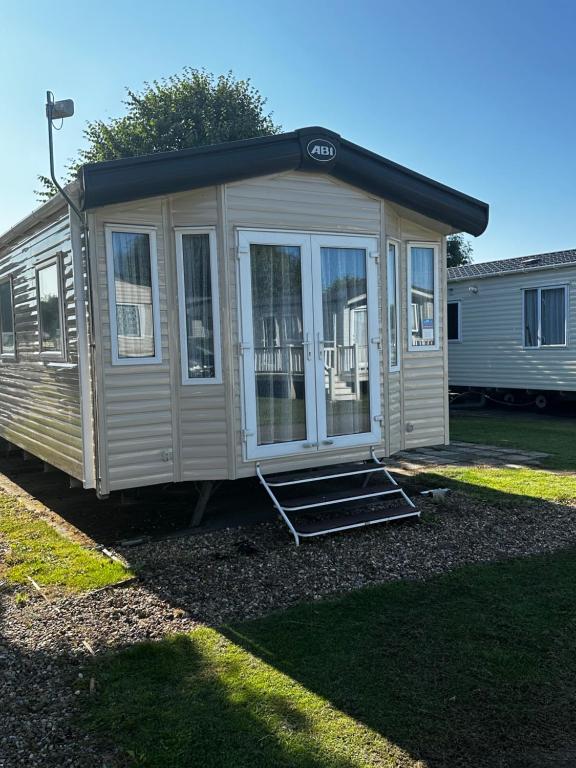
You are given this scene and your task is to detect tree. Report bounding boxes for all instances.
[446,234,473,268]
[37,68,281,201]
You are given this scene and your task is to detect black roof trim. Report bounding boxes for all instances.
[80,127,489,236]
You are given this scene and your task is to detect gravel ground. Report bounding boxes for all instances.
[1,490,576,767]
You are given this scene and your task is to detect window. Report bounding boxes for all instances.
[447,301,461,341]
[387,241,400,370]
[524,286,567,347]
[0,278,15,356]
[408,244,439,350]
[37,259,64,355]
[105,226,161,365]
[175,228,221,384]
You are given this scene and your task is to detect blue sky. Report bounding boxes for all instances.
[1,0,575,262]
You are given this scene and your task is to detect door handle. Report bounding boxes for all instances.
[317,333,325,360]
[303,333,312,361]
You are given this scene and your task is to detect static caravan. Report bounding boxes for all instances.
[0,127,488,542]
[448,250,576,409]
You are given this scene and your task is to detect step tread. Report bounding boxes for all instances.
[293,504,419,534]
[280,481,402,510]
[265,462,389,486]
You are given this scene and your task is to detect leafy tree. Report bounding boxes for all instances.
[446,234,473,268]
[37,68,281,200]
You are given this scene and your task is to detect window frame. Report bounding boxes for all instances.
[522,284,568,349]
[35,255,66,360]
[0,275,16,360]
[105,224,162,366]
[447,300,462,343]
[407,242,440,352]
[174,227,222,385]
[386,239,401,372]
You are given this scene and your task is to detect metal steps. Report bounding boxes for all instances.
[257,451,419,545]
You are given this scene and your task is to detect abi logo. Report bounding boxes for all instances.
[306,139,337,162]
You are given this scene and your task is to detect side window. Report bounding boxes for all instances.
[408,243,439,350]
[447,301,461,341]
[386,241,400,370]
[175,229,222,384]
[36,258,65,356]
[524,285,567,347]
[0,278,15,357]
[105,227,161,365]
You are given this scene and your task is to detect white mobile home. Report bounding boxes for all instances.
[448,250,576,407]
[0,128,488,541]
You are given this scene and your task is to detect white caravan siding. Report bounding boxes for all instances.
[89,172,449,491]
[0,214,84,478]
[386,206,447,449]
[448,267,576,391]
[91,198,175,493]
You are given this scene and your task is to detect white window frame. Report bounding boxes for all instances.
[175,227,222,385]
[237,228,381,461]
[0,275,16,359]
[407,242,440,352]
[522,284,568,349]
[36,255,66,361]
[105,225,162,366]
[386,239,401,372]
[447,300,462,343]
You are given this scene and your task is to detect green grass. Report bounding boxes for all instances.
[0,496,131,592]
[450,410,576,471]
[421,411,576,505]
[421,464,576,505]
[84,550,576,767]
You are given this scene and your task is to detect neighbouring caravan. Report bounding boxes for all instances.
[0,127,488,542]
[448,250,576,409]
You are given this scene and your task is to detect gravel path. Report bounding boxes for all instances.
[1,491,576,767]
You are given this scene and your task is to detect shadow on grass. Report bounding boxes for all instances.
[84,550,576,768]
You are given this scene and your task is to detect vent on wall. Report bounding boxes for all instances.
[522,257,541,266]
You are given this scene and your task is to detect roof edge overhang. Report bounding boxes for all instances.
[80,126,489,237]
[448,261,576,282]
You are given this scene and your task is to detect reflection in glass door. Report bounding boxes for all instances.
[250,244,307,446]
[239,230,381,460]
[319,246,370,437]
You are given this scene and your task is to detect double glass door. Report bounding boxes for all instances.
[238,230,381,460]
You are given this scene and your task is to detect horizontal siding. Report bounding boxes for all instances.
[0,215,83,477]
[388,373,402,454]
[448,269,576,391]
[169,188,230,480]
[227,172,386,477]
[398,218,446,449]
[93,199,175,491]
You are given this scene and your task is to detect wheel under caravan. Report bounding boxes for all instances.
[0,127,489,542]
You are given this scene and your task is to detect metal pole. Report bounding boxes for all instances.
[45,91,82,221]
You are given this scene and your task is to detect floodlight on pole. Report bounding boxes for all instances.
[45,90,82,220]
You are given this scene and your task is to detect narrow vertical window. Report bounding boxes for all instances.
[387,242,399,370]
[409,244,438,350]
[447,301,461,341]
[0,278,15,356]
[106,227,161,364]
[541,287,566,345]
[176,229,221,383]
[524,289,538,347]
[37,260,64,355]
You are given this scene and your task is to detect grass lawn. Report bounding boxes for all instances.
[422,410,576,505]
[84,549,576,767]
[450,410,576,471]
[0,495,131,592]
